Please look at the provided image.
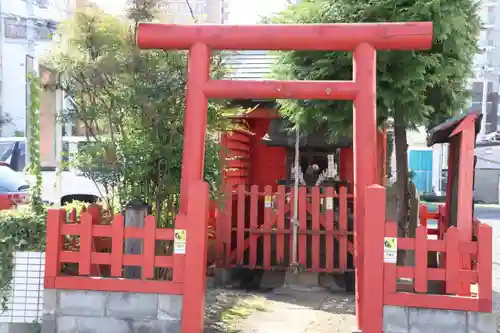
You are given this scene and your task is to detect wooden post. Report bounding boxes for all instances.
[362,185,385,333]
[123,199,151,279]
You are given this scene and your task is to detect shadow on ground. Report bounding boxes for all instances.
[266,288,355,315]
[204,288,268,333]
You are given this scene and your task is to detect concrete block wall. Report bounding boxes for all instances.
[384,305,496,333]
[41,290,183,333]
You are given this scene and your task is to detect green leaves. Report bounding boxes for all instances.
[269,0,481,134]
[0,209,46,311]
[27,73,43,214]
[43,3,228,221]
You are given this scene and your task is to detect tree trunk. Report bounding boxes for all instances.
[393,119,409,266]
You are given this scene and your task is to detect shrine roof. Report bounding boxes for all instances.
[426,109,482,146]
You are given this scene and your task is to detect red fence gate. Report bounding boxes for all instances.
[217,185,354,273]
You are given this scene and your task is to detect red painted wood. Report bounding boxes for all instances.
[339,148,354,185]
[419,204,428,228]
[44,209,65,288]
[414,226,428,293]
[478,223,493,312]
[311,187,320,270]
[446,227,460,294]
[385,293,480,312]
[298,186,308,267]
[353,43,377,329]
[226,140,250,152]
[204,80,358,101]
[173,214,187,283]
[178,43,210,215]
[276,186,286,264]
[182,181,210,333]
[362,185,385,333]
[263,185,273,270]
[111,214,124,277]
[221,184,233,265]
[236,185,245,265]
[249,185,259,267]
[138,23,433,51]
[226,159,249,169]
[339,186,348,271]
[325,187,335,271]
[53,277,183,294]
[143,216,156,279]
[384,263,397,294]
[79,212,92,276]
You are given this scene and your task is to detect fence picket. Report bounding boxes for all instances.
[478,223,493,312]
[236,185,246,265]
[143,215,156,279]
[414,225,428,293]
[249,185,259,267]
[339,186,348,271]
[276,186,286,265]
[298,186,308,267]
[79,212,93,276]
[111,214,125,277]
[324,187,334,271]
[222,184,233,265]
[263,185,273,269]
[44,209,65,288]
[311,187,320,270]
[445,227,460,294]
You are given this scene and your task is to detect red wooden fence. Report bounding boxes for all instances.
[45,181,211,332]
[217,184,354,273]
[362,185,493,333]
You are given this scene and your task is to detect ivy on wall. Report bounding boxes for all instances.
[0,73,46,311]
[0,210,46,310]
[27,72,43,214]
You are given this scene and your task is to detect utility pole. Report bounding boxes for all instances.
[480,67,489,141]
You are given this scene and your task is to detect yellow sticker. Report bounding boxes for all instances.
[384,237,397,263]
[174,229,187,254]
[264,196,272,208]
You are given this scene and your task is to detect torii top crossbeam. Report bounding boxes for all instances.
[137,23,432,51]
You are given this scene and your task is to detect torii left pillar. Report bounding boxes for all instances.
[138,22,433,333]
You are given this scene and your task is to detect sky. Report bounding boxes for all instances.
[92,0,289,23]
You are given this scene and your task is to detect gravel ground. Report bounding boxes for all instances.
[203,287,356,333]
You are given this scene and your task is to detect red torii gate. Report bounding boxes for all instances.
[137,22,433,332]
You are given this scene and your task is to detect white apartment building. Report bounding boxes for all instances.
[0,0,75,137]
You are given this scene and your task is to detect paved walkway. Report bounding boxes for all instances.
[237,289,356,333]
[204,288,356,333]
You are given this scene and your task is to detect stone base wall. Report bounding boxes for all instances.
[0,323,40,333]
[41,290,183,333]
[384,305,496,333]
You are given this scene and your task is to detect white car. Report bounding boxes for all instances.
[0,137,103,205]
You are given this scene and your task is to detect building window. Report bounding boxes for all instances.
[38,0,49,9]
[34,21,54,40]
[486,29,495,46]
[4,18,27,39]
[488,6,496,25]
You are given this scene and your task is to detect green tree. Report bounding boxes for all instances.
[269,0,480,243]
[44,0,230,223]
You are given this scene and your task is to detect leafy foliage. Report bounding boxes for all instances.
[269,0,480,245]
[269,0,480,133]
[44,2,230,223]
[0,210,46,310]
[27,73,44,214]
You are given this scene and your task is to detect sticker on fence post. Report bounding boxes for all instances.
[174,229,187,254]
[326,197,333,210]
[384,237,397,263]
[264,196,272,208]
